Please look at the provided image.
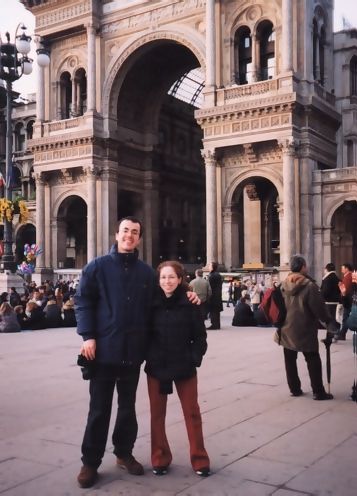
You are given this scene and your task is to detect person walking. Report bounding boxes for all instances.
[226,280,235,307]
[145,261,210,477]
[335,263,353,341]
[320,262,341,332]
[276,254,336,400]
[207,262,223,330]
[74,217,157,488]
[190,269,212,320]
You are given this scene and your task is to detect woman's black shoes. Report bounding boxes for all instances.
[196,467,211,477]
[152,466,168,475]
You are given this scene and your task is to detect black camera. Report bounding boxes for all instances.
[77,354,96,380]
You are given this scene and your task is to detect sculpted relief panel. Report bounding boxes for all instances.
[102,0,206,35]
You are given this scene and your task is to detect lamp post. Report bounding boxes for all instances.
[0,24,50,273]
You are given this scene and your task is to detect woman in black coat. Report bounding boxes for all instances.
[232,297,257,327]
[145,261,210,478]
[320,262,341,329]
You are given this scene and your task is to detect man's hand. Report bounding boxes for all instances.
[80,339,96,360]
[187,291,201,305]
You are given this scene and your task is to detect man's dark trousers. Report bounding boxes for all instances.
[81,365,140,468]
[283,348,325,395]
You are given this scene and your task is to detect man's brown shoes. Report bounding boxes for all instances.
[117,454,144,475]
[77,465,98,488]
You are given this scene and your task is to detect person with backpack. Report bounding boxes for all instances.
[276,255,337,400]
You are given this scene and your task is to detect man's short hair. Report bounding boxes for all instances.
[196,269,203,277]
[342,262,353,271]
[290,254,306,273]
[210,261,218,271]
[325,262,335,272]
[117,216,143,238]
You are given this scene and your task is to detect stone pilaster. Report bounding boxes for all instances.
[36,65,45,121]
[243,183,262,266]
[279,139,297,266]
[202,149,217,264]
[281,0,293,72]
[203,0,216,106]
[34,172,46,268]
[84,165,98,262]
[86,23,97,112]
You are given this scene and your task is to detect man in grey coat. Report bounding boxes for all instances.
[190,269,212,320]
[276,255,336,400]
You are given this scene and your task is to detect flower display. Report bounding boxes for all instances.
[17,244,43,275]
[0,197,29,223]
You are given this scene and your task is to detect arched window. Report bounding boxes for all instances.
[347,139,354,166]
[257,20,275,81]
[319,26,326,85]
[14,122,25,152]
[234,26,252,84]
[73,68,87,116]
[313,19,319,81]
[59,71,72,119]
[26,120,34,140]
[350,56,357,96]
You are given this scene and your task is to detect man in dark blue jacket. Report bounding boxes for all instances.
[75,217,156,488]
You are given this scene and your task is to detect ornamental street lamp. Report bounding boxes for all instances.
[0,24,50,272]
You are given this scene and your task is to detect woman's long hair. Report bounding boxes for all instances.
[0,302,14,316]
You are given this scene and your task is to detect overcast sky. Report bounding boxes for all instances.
[1,0,357,97]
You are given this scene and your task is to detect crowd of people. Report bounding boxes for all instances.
[0,279,78,333]
[1,216,355,489]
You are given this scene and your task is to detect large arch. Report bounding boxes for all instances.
[101,29,207,267]
[224,168,283,206]
[102,27,206,123]
[223,171,281,269]
[56,195,87,269]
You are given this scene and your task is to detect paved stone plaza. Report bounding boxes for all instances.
[1,308,356,495]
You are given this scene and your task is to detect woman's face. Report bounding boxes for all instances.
[159,266,181,297]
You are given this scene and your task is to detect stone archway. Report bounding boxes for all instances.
[15,223,36,264]
[225,176,280,269]
[56,196,87,269]
[106,37,206,267]
[331,200,357,270]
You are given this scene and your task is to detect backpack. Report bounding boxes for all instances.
[259,285,286,327]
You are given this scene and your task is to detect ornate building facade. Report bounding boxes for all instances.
[4,0,357,279]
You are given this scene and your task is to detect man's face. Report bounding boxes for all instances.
[115,220,141,253]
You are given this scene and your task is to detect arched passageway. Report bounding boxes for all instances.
[15,223,36,263]
[229,177,280,269]
[57,196,87,268]
[331,200,357,269]
[112,39,206,267]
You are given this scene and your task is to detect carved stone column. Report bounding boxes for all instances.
[251,34,258,82]
[86,23,97,112]
[36,65,45,122]
[279,139,296,265]
[206,0,216,87]
[281,0,293,72]
[84,166,98,262]
[34,172,46,268]
[202,150,217,263]
[243,183,262,266]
